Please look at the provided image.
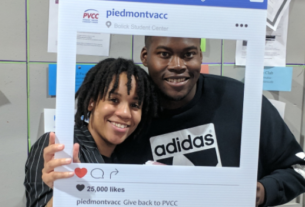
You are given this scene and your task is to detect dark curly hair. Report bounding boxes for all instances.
[75,58,158,138]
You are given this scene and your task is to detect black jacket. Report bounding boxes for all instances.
[24,125,115,207]
[116,74,305,207]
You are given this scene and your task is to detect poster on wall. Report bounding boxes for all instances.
[54,0,267,206]
[235,8,289,67]
[267,0,291,30]
[44,108,56,133]
[48,0,111,56]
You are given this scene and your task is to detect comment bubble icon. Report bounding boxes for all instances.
[91,168,104,179]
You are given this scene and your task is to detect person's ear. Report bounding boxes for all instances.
[88,100,95,111]
[140,47,148,67]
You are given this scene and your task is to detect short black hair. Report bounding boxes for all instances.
[144,36,201,49]
[145,36,152,49]
[75,58,158,138]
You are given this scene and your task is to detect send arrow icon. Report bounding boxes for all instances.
[110,169,119,179]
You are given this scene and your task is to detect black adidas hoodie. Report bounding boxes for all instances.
[117,74,305,207]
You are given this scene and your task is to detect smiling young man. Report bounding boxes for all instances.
[117,36,305,207]
[143,37,201,110]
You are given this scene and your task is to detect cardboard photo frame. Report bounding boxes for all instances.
[54,0,267,206]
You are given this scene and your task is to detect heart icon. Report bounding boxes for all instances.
[75,168,87,178]
[76,184,85,191]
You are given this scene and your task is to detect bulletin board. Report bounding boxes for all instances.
[0,0,305,206]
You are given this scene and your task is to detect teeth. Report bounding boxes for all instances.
[167,78,186,83]
[111,122,128,129]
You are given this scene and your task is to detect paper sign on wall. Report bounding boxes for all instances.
[44,109,87,132]
[267,0,291,30]
[48,0,111,56]
[48,64,93,96]
[44,108,56,133]
[263,67,293,91]
[200,65,209,74]
[201,39,206,52]
[236,8,289,67]
[268,99,286,119]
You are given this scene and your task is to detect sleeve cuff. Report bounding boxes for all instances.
[259,177,280,207]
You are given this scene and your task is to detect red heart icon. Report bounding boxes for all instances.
[75,168,87,178]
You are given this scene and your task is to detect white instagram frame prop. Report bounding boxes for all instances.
[54,0,267,206]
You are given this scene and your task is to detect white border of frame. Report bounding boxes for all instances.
[54,1,267,206]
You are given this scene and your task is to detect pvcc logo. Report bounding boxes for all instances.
[83,9,99,23]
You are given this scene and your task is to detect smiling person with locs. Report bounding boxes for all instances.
[116,36,305,207]
[24,58,158,207]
